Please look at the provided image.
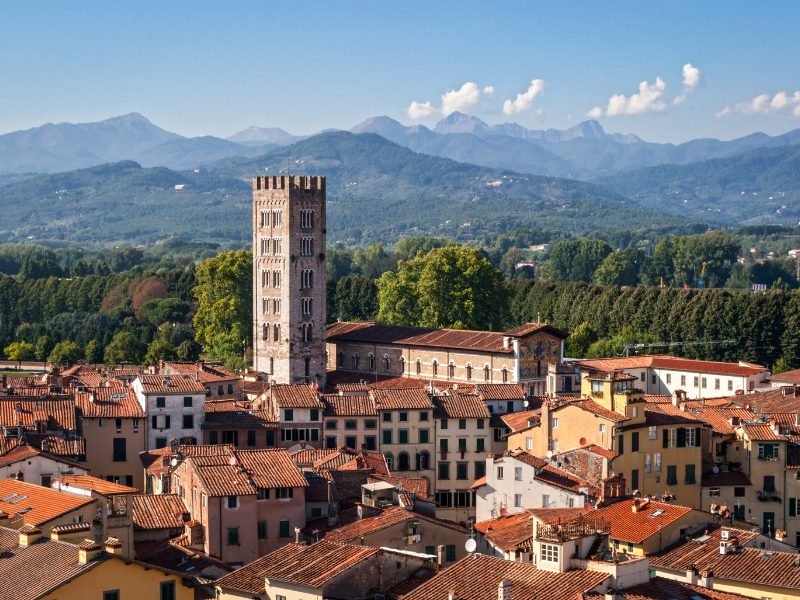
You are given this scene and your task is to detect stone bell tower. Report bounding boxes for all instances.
[252,175,327,385]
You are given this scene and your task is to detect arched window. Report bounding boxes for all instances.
[302,323,313,343]
[502,367,509,383]
[337,352,344,367]
[431,360,438,378]
[304,357,311,377]
[269,357,274,375]
[383,354,390,372]
[384,452,394,469]
[484,365,491,382]
[368,353,375,371]
[416,451,430,470]
[262,297,268,315]
[262,323,269,340]
[466,364,472,381]
[448,362,455,379]
[351,354,360,369]
[398,452,410,471]
[273,324,280,342]
[416,359,421,375]
[399,356,405,373]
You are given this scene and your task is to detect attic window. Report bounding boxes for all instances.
[648,509,665,518]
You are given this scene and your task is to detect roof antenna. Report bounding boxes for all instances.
[536,312,541,324]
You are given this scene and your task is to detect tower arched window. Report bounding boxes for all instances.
[416,451,430,470]
[502,367,508,383]
[273,324,280,342]
[416,359,421,376]
[448,362,455,379]
[269,357,274,375]
[466,364,472,381]
[262,297,268,315]
[262,323,269,341]
[399,356,405,373]
[368,353,375,371]
[383,354,390,372]
[431,360,438,378]
[484,365,491,382]
[351,354,359,369]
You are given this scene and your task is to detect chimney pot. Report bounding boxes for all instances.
[104,537,123,555]
[18,524,42,548]
[498,578,512,600]
[77,539,103,564]
[436,544,445,566]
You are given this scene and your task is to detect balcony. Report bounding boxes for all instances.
[757,489,781,502]
[757,455,780,462]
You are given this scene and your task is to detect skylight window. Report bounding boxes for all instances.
[1,493,17,502]
[9,495,28,504]
[648,509,665,518]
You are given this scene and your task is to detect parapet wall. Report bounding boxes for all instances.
[253,175,326,191]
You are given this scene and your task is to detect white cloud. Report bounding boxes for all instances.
[718,90,800,118]
[586,106,604,119]
[406,100,437,120]
[674,63,702,105]
[483,86,495,95]
[441,82,483,115]
[502,79,545,116]
[603,77,667,117]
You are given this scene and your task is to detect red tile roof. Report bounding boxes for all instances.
[323,505,464,543]
[555,397,628,422]
[503,322,568,339]
[202,399,277,428]
[528,507,592,524]
[135,374,207,394]
[371,388,434,410]
[474,512,533,552]
[474,383,526,401]
[193,463,256,497]
[216,540,378,594]
[647,403,758,435]
[0,443,84,470]
[651,526,800,591]
[740,422,786,441]
[131,494,187,530]
[271,384,324,408]
[321,394,378,416]
[75,387,144,419]
[0,397,76,431]
[576,355,767,377]
[582,577,752,599]
[593,499,695,544]
[326,321,515,354]
[400,552,609,600]
[498,450,548,470]
[500,409,540,432]
[0,479,94,526]
[769,369,800,384]
[433,390,491,419]
[235,449,309,489]
[163,361,239,383]
[52,474,138,496]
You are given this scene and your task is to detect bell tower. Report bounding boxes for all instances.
[252,175,327,385]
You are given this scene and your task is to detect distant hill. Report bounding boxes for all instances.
[226,126,306,146]
[136,136,276,170]
[0,132,681,246]
[596,144,800,225]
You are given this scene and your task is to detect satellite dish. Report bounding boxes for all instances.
[546,450,553,459]
[465,538,477,553]
[579,437,587,446]
[170,458,178,467]
[523,400,529,408]
[712,465,720,474]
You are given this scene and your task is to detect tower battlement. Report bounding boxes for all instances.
[253,175,326,192]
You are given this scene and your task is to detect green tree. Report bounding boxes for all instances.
[193,250,252,363]
[48,340,82,366]
[4,341,35,367]
[773,357,790,375]
[84,339,103,364]
[104,331,147,365]
[547,239,612,283]
[140,297,191,326]
[565,322,598,358]
[34,335,54,361]
[144,335,177,366]
[377,246,508,330]
[593,248,644,286]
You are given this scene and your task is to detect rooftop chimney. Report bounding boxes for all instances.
[0,510,8,527]
[104,537,123,555]
[436,544,445,567]
[78,539,103,564]
[18,524,42,548]
[50,522,92,544]
[498,579,512,600]
[631,498,641,513]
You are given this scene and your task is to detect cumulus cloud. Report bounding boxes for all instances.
[586,106,604,119]
[598,77,667,117]
[406,100,437,120]
[717,90,800,118]
[406,81,497,120]
[674,63,702,105]
[502,79,545,116]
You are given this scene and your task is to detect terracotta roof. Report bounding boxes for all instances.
[324,369,431,393]
[163,361,239,383]
[554,397,628,422]
[739,387,800,414]
[740,423,786,441]
[202,399,277,428]
[503,322,568,339]
[474,512,533,552]
[474,383,526,401]
[52,474,138,495]
[289,447,338,466]
[193,463,256,497]
[0,397,76,431]
[75,387,144,419]
[0,479,94,526]
[528,507,591,524]
[500,409,539,433]
[0,443,85,470]
[131,494,187,530]
[400,552,609,600]
[326,321,515,354]
[537,464,594,495]
[576,355,767,377]
[769,369,800,384]
[323,505,464,543]
[369,474,432,500]
[270,384,324,408]
[593,499,695,544]
[647,403,758,436]
[470,475,487,490]
[321,394,378,416]
[651,526,800,591]
[135,373,207,394]
[433,390,491,419]
[582,577,752,599]
[617,409,705,431]
[234,449,308,489]
[498,450,548,470]
[371,388,434,410]
[216,540,378,594]
[0,527,107,600]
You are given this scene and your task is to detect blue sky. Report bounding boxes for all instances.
[1,1,799,143]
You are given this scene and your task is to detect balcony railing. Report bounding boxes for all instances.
[757,489,781,502]
[757,455,780,462]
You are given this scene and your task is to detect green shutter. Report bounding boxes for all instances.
[663,429,669,448]
[677,428,686,447]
